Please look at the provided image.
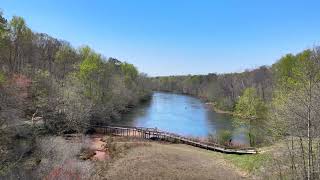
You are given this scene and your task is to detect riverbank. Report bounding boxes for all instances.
[205,102,234,115]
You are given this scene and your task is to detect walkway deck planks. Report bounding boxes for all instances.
[91,125,257,155]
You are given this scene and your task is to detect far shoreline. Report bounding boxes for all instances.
[205,102,234,115]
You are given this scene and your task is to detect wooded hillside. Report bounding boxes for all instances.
[0,12,152,133]
[0,12,152,175]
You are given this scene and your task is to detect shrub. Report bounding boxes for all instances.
[217,130,233,145]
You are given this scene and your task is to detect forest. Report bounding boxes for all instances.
[0,12,152,178]
[1,10,320,179]
[151,66,272,111]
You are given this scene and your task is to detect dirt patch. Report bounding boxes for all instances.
[87,135,109,161]
[62,134,110,161]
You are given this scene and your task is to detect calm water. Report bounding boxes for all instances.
[112,92,248,144]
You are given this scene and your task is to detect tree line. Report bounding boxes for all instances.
[150,66,272,111]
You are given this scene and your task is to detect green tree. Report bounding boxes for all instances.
[0,11,7,38]
[120,62,138,87]
[235,87,267,146]
[78,46,103,100]
[54,43,78,78]
[120,62,138,79]
[7,16,32,72]
[217,130,233,145]
[0,11,9,68]
[235,87,267,119]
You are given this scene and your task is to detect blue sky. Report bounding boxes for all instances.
[1,0,320,76]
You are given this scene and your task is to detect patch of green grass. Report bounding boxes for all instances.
[224,153,270,172]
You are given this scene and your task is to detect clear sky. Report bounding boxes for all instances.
[1,0,320,76]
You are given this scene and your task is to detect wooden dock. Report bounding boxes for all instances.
[91,125,257,155]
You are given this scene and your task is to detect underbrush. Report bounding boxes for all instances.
[78,148,96,160]
[3,135,95,180]
[102,136,151,158]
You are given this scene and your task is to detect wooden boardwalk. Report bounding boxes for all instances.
[91,125,257,155]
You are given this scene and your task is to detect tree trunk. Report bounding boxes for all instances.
[300,137,307,179]
[307,80,312,180]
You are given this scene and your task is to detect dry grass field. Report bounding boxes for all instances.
[97,142,245,180]
[92,136,273,180]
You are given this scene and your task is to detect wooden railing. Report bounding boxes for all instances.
[91,125,257,154]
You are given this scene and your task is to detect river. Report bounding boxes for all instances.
[110,92,249,145]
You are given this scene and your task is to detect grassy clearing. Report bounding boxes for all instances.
[94,137,246,180]
[224,153,270,173]
[93,136,287,179]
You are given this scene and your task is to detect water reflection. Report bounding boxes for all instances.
[112,92,249,145]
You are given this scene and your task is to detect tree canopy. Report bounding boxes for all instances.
[235,87,267,120]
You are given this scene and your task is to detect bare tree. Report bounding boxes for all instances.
[273,47,320,179]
